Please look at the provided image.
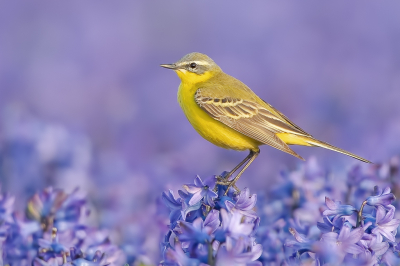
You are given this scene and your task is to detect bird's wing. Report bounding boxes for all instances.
[195,88,307,159]
[261,100,311,137]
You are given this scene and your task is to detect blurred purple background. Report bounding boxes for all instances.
[0,1,399,260]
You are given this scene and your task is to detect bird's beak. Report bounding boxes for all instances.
[160,64,177,70]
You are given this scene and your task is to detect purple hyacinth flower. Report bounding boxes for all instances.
[285,228,313,254]
[178,190,202,222]
[0,191,15,224]
[214,209,255,242]
[162,190,183,227]
[203,209,220,234]
[322,197,357,219]
[366,186,396,207]
[359,233,389,259]
[225,188,257,219]
[319,224,364,262]
[215,237,262,266]
[317,216,345,234]
[183,175,218,207]
[177,218,212,244]
[372,205,400,242]
[164,243,202,266]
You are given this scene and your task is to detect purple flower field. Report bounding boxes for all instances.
[1,2,400,265]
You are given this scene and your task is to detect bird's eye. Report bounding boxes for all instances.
[190,62,197,69]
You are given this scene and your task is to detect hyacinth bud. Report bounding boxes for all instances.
[322,197,357,217]
[366,186,396,206]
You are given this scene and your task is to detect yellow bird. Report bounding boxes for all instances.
[161,52,371,192]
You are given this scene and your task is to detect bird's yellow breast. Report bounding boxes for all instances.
[177,82,261,151]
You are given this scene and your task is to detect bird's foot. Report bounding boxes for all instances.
[216,175,240,195]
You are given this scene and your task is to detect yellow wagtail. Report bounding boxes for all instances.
[161,52,371,192]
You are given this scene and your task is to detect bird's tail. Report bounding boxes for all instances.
[305,138,372,164]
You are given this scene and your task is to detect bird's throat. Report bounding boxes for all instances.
[175,69,215,85]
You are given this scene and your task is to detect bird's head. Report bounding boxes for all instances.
[161,52,222,83]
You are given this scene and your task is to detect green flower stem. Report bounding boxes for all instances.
[357,201,367,227]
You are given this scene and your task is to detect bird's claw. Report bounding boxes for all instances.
[216,175,240,195]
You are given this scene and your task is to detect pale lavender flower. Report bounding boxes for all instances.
[179,189,202,222]
[284,228,313,254]
[322,197,357,218]
[366,186,396,207]
[203,209,220,234]
[214,209,254,242]
[183,176,218,207]
[359,233,389,261]
[317,216,345,234]
[226,188,257,219]
[215,237,262,266]
[162,190,183,227]
[319,224,364,263]
[372,205,400,242]
[177,218,212,244]
[164,244,202,266]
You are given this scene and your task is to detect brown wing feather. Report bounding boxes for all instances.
[261,100,311,136]
[195,89,305,160]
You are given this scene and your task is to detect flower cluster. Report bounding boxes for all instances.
[161,174,262,266]
[285,186,399,265]
[159,157,400,265]
[253,157,400,265]
[0,186,125,265]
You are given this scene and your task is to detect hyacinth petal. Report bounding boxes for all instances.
[374,186,382,196]
[375,206,386,223]
[181,201,201,220]
[183,184,202,194]
[178,189,190,199]
[325,197,337,209]
[194,175,204,187]
[347,227,364,244]
[380,208,395,225]
[162,190,181,209]
[233,244,263,263]
[236,188,250,205]
[170,209,182,223]
[188,191,203,206]
[289,228,309,243]
[241,209,258,219]
[230,237,245,255]
[204,209,220,232]
[321,232,339,242]
[205,189,218,199]
[345,243,364,255]
[203,176,217,188]
[237,195,257,211]
[285,240,299,247]
[192,217,203,229]
[317,221,334,233]
[323,210,338,216]
[337,225,351,242]
[225,200,235,213]
[383,187,391,194]
[373,242,389,256]
[178,220,209,243]
[367,193,396,206]
[373,227,396,242]
[220,208,230,231]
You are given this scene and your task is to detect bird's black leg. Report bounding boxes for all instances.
[216,149,260,195]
